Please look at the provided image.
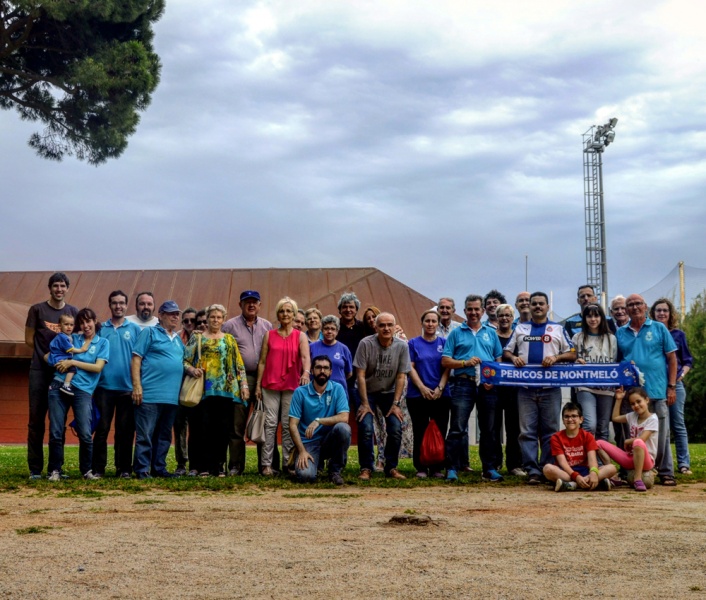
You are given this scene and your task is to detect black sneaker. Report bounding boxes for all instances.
[329,472,344,486]
[60,384,75,396]
[527,474,543,485]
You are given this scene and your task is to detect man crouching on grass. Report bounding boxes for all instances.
[289,355,351,485]
[543,402,617,492]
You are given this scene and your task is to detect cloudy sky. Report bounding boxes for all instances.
[2,0,705,318]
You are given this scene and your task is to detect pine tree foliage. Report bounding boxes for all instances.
[0,0,164,164]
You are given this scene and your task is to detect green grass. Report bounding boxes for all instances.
[1,444,705,493]
[16,525,53,535]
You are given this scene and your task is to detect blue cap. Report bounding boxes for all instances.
[240,290,261,302]
[158,300,180,313]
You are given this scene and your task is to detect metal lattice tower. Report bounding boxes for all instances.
[582,118,617,307]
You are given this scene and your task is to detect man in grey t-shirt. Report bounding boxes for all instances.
[353,312,411,480]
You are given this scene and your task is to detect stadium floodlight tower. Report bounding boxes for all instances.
[582,117,618,309]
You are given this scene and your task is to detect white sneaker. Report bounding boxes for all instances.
[509,467,527,477]
[83,470,100,480]
[554,479,576,492]
[48,470,61,482]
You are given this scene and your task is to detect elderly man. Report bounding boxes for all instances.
[222,290,275,475]
[436,297,461,337]
[514,291,531,325]
[353,312,411,480]
[610,295,629,327]
[441,294,503,482]
[93,291,142,478]
[131,300,186,479]
[289,355,351,485]
[504,292,576,485]
[24,272,78,479]
[126,291,158,329]
[616,294,678,486]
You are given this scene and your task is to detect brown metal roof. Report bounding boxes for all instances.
[0,268,448,358]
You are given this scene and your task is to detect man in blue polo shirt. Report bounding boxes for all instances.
[289,355,351,485]
[441,294,503,482]
[93,290,142,478]
[616,293,678,486]
[503,291,576,485]
[131,300,186,479]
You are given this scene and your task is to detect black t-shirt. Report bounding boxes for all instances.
[25,301,78,370]
[336,319,367,360]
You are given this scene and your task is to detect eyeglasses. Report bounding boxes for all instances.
[196,320,207,326]
[611,307,626,312]
[626,302,644,309]
[182,318,195,324]
[313,365,331,371]
[654,308,670,313]
[563,415,580,420]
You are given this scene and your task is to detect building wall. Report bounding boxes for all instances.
[0,358,34,443]
[0,358,99,444]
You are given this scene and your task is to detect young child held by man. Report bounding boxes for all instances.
[543,402,617,492]
[47,314,90,396]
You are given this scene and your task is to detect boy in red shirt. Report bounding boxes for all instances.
[544,402,617,492]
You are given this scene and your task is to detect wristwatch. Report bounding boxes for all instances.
[314,418,321,424]
[393,401,401,407]
[667,384,676,389]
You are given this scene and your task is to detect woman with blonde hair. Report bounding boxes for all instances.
[256,297,311,476]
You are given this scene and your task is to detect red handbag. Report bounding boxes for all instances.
[419,420,445,466]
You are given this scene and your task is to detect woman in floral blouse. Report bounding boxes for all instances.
[184,303,248,476]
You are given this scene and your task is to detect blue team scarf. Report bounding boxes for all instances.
[480,361,640,388]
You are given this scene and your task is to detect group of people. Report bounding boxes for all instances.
[25,273,693,492]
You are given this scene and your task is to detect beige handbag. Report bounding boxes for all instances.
[179,335,204,407]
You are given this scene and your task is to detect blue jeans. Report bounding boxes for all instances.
[47,381,93,475]
[669,381,690,469]
[650,399,674,478]
[357,391,402,473]
[576,390,613,441]
[447,378,499,472]
[295,422,352,482]
[133,403,177,475]
[518,387,561,477]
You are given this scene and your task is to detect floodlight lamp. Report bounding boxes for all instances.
[605,130,616,144]
[609,117,618,128]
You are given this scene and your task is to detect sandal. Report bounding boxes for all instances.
[660,475,677,486]
[679,466,693,475]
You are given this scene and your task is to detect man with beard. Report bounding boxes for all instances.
[25,272,78,478]
[289,355,351,485]
[126,292,158,329]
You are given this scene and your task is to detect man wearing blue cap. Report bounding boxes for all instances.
[131,300,186,479]
[222,290,276,475]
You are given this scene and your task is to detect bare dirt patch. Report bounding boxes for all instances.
[1,484,706,599]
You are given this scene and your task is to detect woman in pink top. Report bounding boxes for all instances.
[255,297,311,476]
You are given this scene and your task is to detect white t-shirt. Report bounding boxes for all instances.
[126,314,159,330]
[626,411,658,460]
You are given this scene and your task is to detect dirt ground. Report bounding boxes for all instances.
[1,483,705,599]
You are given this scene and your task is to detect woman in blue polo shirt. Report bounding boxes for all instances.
[407,309,451,478]
[46,307,109,481]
